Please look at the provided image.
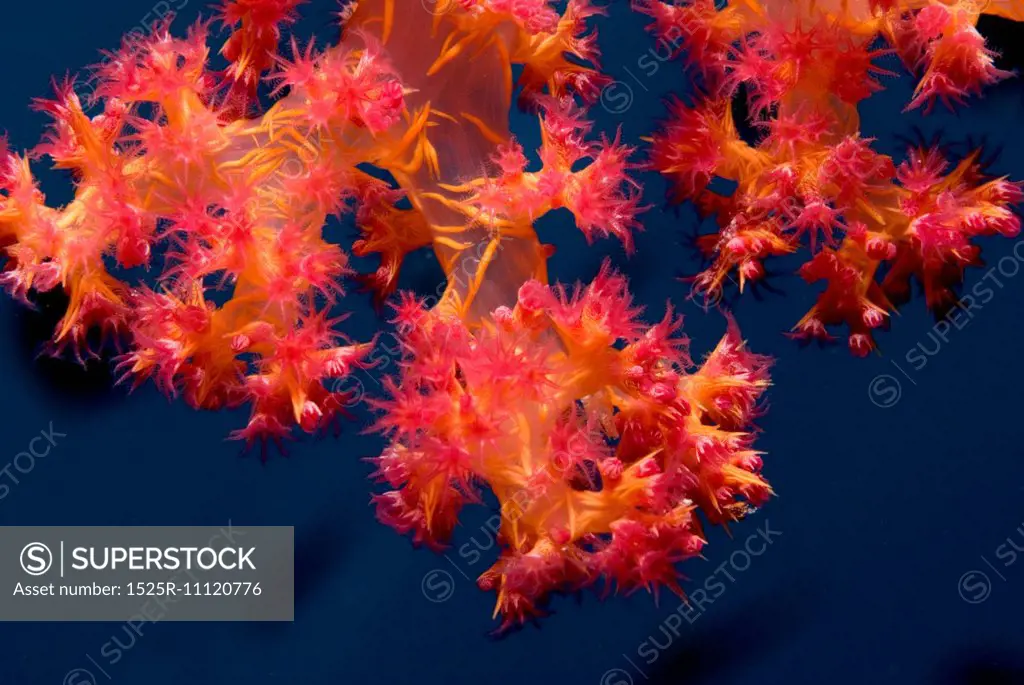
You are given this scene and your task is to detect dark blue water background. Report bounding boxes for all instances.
[1,2,1023,684]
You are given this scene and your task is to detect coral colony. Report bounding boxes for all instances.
[0,0,1016,627]
[637,0,1024,354]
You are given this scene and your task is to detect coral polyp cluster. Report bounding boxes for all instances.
[0,0,634,449]
[636,0,1024,354]
[372,265,771,628]
[0,25,401,451]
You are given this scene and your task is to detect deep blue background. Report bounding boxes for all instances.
[2,2,1024,684]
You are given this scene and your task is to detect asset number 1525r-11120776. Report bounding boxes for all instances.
[126,581,263,596]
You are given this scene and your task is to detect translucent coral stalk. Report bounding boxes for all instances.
[344,0,638,319]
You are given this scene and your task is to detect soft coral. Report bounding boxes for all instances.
[637,0,1024,354]
[371,264,772,629]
